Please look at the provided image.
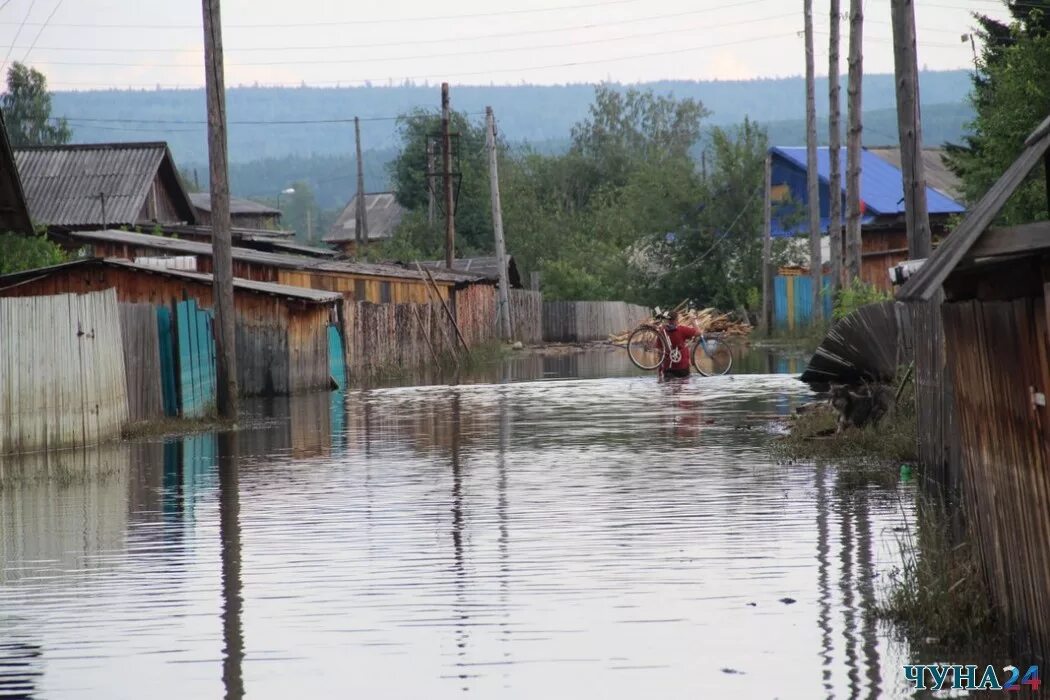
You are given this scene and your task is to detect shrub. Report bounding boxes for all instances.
[0,231,66,275]
[832,279,891,320]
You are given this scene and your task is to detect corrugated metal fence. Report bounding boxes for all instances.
[510,290,542,345]
[0,289,129,455]
[774,273,835,330]
[542,301,650,342]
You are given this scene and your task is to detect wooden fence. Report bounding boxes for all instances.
[119,303,165,423]
[510,289,543,345]
[909,297,961,499]
[542,301,649,342]
[343,300,459,376]
[942,296,1050,660]
[0,289,129,455]
[452,283,500,348]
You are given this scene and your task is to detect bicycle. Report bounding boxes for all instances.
[625,309,733,376]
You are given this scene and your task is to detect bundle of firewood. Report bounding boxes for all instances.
[609,305,752,345]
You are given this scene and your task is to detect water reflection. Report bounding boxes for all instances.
[0,360,938,699]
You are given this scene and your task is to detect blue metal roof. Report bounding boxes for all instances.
[770,146,965,237]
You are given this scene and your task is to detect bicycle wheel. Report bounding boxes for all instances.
[626,325,667,371]
[692,336,733,376]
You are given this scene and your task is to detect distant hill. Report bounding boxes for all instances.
[52,70,974,161]
[49,71,974,209]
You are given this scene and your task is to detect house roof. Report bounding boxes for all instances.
[898,114,1050,301]
[0,257,344,304]
[189,192,280,217]
[67,228,482,284]
[0,111,32,234]
[866,147,964,201]
[417,256,523,288]
[324,192,404,243]
[772,146,965,217]
[14,142,197,229]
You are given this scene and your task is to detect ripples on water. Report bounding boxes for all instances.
[0,349,925,699]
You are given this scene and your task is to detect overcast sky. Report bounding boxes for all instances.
[0,0,1012,91]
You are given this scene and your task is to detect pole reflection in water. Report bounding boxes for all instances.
[816,464,835,696]
[218,431,244,700]
[448,391,470,689]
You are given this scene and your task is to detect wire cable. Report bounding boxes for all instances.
[21,0,62,63]
[0,0,35,77]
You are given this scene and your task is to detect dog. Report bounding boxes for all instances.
[829,382,893,432]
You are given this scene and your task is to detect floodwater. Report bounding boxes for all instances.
[0,347,934,699]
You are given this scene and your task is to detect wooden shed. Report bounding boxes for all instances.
[898,114,1050,663]
[62,228,475,304]
[0,258,345,400]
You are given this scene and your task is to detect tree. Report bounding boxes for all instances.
[947,1,1050,224]
[388,109,492,256]
[0,231,66,274]
[1,63,71,147]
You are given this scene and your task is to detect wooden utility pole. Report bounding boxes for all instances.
[761,153,773,334]
[441,82,455,269]
[486,106,513,342]
[354,116,369,252]
[845,0,864,283]
[201,0,238,419]
[828,0,843,291]
[891,0,931,259]
[426,139,436,226]
[804,0,823,324]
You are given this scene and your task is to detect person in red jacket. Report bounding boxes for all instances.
[659,309,699,379]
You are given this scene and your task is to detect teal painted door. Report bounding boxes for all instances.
[175,300,217,418]
[328,324,347,390]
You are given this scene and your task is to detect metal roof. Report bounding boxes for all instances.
[189,192,280,216]
[324,192,404,243]
[14,142,197,229]
[867,147,964,201]
[418,256,522,287]
[0,257,343,304]
[0,111,32,234]
[156,223,294,241]
[772,146,965,217]
[68,228,481,284]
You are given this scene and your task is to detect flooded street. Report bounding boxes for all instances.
[0,348,924,699]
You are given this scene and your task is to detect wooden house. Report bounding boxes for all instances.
[898,114,1050,663]
[770,146,965,290]
[189,192,282,230]
[13,142,197,232]
[0,258,345,402]
[323,192,404,255]
[0,110,32,234]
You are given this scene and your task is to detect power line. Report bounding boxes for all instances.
[28,13,800,69]
[57,111,487,127]
[7,0,778,54]
[0,0,35,77]
[0,0,656,30]
[21,0,63,63]
[44,32,800,90]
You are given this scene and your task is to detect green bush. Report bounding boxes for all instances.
[0,231,66,275]
[832,279,891,320]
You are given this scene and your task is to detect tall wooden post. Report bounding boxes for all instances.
[828,0,843,291]
[761,153,774,334]
[486,107,513,342]
[845,0,864,283]
[892,0,931,259]
[804,0,823,324]
[202,0,238,419]
[441,82,455,269]
[426,138,436,226]
[354,116,369,252]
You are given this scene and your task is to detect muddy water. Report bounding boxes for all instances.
[0,349,928,699]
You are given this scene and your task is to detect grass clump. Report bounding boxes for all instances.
[878,499,999,647]
[121,415,234,440]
